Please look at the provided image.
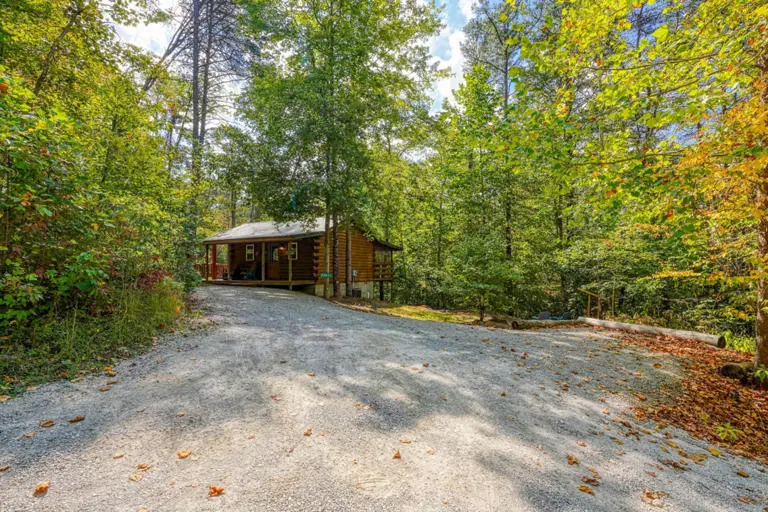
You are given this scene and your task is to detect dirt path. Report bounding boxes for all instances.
[1,286,765,511]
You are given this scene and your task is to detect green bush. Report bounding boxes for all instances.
[0,278,185,393]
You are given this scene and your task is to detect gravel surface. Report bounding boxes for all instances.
[1,286,766,511]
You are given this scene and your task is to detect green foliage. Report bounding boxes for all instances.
[715,422,743,442]
[0,278,184,391]
[752,365,768,384]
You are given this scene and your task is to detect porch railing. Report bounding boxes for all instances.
[374,262,393,281]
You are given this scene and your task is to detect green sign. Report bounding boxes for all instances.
[320,272,333,279]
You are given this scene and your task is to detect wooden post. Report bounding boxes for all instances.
[597,296,601,319]
[205,244,209,281]
[288,243,293,290]
[211,244,217,280]
[587,295,591,317]
[261,241,266,283]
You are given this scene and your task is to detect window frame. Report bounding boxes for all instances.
[289,242,298,260]
[245,244,255,262]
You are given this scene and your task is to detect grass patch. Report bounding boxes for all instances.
[0,278,186,397]
[333,298,479,324]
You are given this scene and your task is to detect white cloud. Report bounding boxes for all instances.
[458,0,475,20]
[429,26,466,110]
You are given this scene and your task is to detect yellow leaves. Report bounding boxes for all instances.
[736,470,749,478]
[39,419,54,428]
[577,485,594,495]
[0,395,11,403]
[567,454,580,465]
[33,481,50,496]
[68,416,85,423]
[128,473,143,482]
[707,446,723,457]
[177,449,192,459]
[208,486,225,497]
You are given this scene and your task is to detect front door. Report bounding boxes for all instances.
[267,243,281,280]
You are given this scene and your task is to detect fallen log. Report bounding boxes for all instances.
[505,319,580,330]
[577,317,726,349]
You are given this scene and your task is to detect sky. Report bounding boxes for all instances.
[116,0,475,112]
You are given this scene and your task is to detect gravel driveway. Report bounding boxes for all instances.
[1,286,766,511]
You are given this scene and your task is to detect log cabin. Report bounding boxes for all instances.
[200,217,398,299]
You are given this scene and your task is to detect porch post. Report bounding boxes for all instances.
[211,244,217,280]
[205,244,209,281]
[288,244,293,290]
[261,241,266,283]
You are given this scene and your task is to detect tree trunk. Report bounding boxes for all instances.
[345,220,352,297]
[757,56,768,367]
[324,211,331,299]
[229,189,236,228]
[332,211,340,298]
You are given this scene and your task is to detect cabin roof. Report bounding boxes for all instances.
[202,217,401,250]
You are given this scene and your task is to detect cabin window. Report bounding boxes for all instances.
[271,244,280,262]
[245,244,255,261]
[289,242,298,260]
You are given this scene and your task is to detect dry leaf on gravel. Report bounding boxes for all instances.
[0,395,10,403]
[23,432,35,438]
[129,473,143,482]
[177,450,191,459]
[393,450,401,459]
[176,411,185,417]
[68,416,85,423]
[567,454,580,465]
[304,428,312,436]
[208,486,225,497]
[39,419,54,427]
[577,485,594,495]
[136,464,151,471]
[307,372,316,377]
[641,489,668,507]
[99,386,111,392]
[400,437,412,444]
[423,363,429,367]
[582,476,599,486]
[113,451,125,459]
[576,441,586,447]
[270,394,281,401]
[33,482,50,496]
[736,470,749,478]
[0,465,9,472]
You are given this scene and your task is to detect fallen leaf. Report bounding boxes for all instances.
[176,411,185,417]
[33,481,50,496]
[177,450,192,459]
[642,489,668,507]
[136,408,145,413]
[23,432,35,438]
[0,465,9,472]
[393,450,401,459]
[0,395,10,403]
[707,447,722,457]
[399,437,412,444]
[39,419,55,428]
[129,473,143,482]
[737,496,757,504]
[423,363,429,368]
[137,464,151,471]
[581,476,599,486]
[304,428,312,436]
[307,372,316,377]
[426,449,435,455]
[576,441,586,447]
[68,416,85,423]
[99,386,111,392]
[106,380,119,385]
[270,394,281,401]
[567,454,580,465]
[208,486,225,497]
[113,451,125,459]
[577,485,594,495]
[736,470,749,478]
[500,391,507,397]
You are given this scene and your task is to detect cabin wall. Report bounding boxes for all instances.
[315,227,385,282]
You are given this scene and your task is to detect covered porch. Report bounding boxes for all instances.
[200,237,316,290]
